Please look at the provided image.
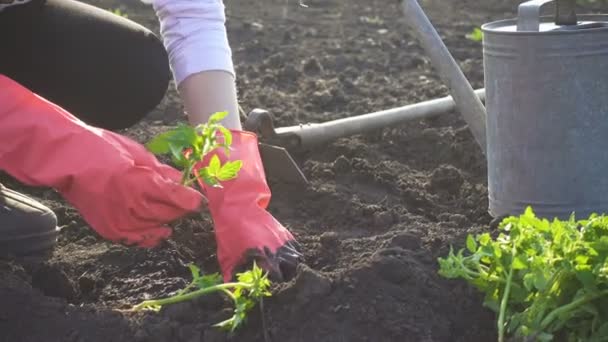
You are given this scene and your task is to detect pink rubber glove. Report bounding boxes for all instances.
[195,130,302,282]
[0,74,205,247]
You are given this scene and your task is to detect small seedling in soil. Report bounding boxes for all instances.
[125,113,270,332]
[438,207,608,342]
[130,262,271,332]
[465,27,483,42]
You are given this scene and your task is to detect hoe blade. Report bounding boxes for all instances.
[258,143,308,187]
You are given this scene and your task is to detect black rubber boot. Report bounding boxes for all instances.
[0,184,58,257]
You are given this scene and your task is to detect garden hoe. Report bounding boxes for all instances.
[247,89,485,186]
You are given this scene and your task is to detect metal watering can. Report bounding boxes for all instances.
[402,0,608,220]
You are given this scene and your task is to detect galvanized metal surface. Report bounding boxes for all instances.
[483,0,608,219]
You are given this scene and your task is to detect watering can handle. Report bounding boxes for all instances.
[517,0,577,31]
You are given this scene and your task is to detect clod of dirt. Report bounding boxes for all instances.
[278,264,332,310]
[420,127,441,141]
[373,210,394,228]
[319,231,340,248]
[371,247,428,285]
[437,212,470,228]
[303,57,324,75]
[134,328,149,342]
[265,52,284,67]
[194,290,226,311]
[0,260,29,283]
[428,164,464,195]
[332,155,351,174]
[30,262,77,301]
[312,89,333,107]
[177,323,203,342]
[279,64,300,82]
[78,275,96,295]
[282,30,294,43]
[202,327,227,342]
[139,317,174,342]
[162,301,197,323]
[387,231,422,250]
[308,161,335,179]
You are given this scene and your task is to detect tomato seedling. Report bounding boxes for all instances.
[132,113,271,332]
[438,207,608,342]
[131,262,271,332]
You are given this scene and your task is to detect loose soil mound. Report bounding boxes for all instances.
[1,0,525,341]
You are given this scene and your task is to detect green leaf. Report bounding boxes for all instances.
[575,254,590,266]
[209,111,228,124]
[466,234,477,253]
[169,143,188,168]
[163,124,198,149]
[524,206,535,217]
[533,269,548,291]
[217,160,242,181]
[482,296,500,313]
[478,233,492,246]
[188,264,201,279]
[208,154,221,175]
[237,270,254,285]
[465,27,483,42]
[512,255,528,270]
[218,126,233,147]
[198,167,220,187]
[575,269,595,289]
[195,273,223,289]
[146,131,174,154]
[523,272,536,291]
[186,264,222,289]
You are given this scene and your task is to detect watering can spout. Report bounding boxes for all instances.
[401,0,488,155]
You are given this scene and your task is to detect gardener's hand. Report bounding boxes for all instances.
[0,74,205,247]
[194,129,303,282]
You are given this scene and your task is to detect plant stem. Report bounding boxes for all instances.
[497,242,517,342]
[221,288,237,301]
[539,289,608,331]
[132,282,252,311]
[182,177,197,187]
[175,282,197,296]
[181,163,194,185]
[457,259,520,290]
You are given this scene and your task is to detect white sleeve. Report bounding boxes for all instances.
[147,0,235,86]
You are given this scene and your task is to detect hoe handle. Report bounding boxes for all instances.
[401,0,487,155]
[282,89,486,150]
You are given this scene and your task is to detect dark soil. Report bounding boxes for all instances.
[1,0,530,341]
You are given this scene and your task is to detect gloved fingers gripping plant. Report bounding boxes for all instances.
[130,111,273,332]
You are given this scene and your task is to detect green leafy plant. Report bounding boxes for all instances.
[438,207,608,342]
[131,263,271,332]
[146,111,242,187]
[466,27,483,42]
